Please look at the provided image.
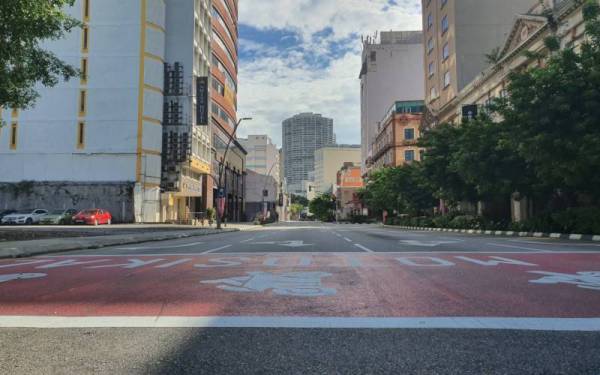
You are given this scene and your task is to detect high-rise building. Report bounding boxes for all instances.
[0,0,213,223]
[421,0,532,117]
[210,0,245,222]
[238,135,280,184]
[282,113,335,195]
[360,31,424,175]
[314,145,361,195]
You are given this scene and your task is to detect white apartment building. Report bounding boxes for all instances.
[239,135,280,184]
[360,31,424,174]
[0,0,213,223]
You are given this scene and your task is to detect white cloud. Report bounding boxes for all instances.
[236,0,422,147]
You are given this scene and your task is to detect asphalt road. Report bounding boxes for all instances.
[1,222,599,374]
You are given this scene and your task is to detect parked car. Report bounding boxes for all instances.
[72,209,112,226]
[1,209,49,225]
[0,210,16,224]
[39,209,79,225]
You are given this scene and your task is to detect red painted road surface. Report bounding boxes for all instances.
[0,253,599,317]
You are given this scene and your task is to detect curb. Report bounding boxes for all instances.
[382,225,600,242]
[0,228,239,259]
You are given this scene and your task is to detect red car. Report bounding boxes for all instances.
[73,209,112,226]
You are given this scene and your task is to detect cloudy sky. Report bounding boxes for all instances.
[236,0,423,147]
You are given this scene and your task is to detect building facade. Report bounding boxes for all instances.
[360,31,424,174]
[282,113,335,195]
[369,101,425,172]
[239,135,280,184]
[421,0,532,118]
[209,0,245,222]
[314,145,361,195]
[245,169,278,222]
[335,163,364,220]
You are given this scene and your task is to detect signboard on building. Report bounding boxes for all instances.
[196,76,209,126]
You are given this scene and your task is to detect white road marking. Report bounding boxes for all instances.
[488,243,549,252]
[399,240,462,247]
[354,244,374,253]
[1,316,599,331]
[343,237,352,242]
[202,245,232,254]
[240,238,255,243]
[117,241,205,250]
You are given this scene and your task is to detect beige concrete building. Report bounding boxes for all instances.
[239,135,280,184]
[437,0,588,125]
[314,145,361,195]
[421,0,531,120]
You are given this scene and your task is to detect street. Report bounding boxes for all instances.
[1,222,600,374]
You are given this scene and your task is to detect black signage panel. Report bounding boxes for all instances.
[196,76,209,126]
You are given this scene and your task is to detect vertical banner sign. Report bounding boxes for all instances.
[196,76,209,126]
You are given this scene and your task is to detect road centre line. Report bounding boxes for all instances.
[201,245,232,254]
[354,244,374,253]
[1,316,599,331]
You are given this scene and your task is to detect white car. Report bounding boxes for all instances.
[1,209,48,225]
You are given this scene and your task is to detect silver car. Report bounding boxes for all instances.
[1,209,49,225]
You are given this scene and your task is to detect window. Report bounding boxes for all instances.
[83,0,90,21]
[427,38,434,54]
[79,90,87,116]
[77,122,85,149]
[370,51,377,62]
[428,62,435,77]
[404,128,415,140]
[427,13,433,29]
[430,87,438,100]
[444,71,451,88]
[9,122,17,150]
[82,26,89,52]
[81,58,88,84]
[442,42,450,60]
[405,150,415,162]
[441,15,449,34]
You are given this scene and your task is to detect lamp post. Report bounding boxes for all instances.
[214,117,252,230]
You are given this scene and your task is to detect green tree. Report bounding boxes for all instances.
[0,0,81,112]
[289,204,304,220]
[309,194,336,222]
[290,194,309,207]
[495,0,600,204]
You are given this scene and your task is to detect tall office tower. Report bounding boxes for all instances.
[422,0,532,116]
[0,0,213,223]
[210,0,245,222]
[282,113,335,196]
[360,31,424,174]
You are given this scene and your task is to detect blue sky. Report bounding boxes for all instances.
[236,0,423,147]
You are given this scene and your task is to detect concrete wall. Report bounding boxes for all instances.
[0,181,135,223]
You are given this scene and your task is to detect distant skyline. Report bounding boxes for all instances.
[236,0,423,148]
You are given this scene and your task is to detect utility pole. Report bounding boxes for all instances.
[214,117,252,230]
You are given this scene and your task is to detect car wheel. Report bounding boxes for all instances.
[94,219,98,226]
[25,218,33,225]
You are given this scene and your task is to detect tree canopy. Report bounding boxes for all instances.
[309,194,336,222]
[0,0,81,111]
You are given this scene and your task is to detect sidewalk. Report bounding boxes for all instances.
[0,227,240,259]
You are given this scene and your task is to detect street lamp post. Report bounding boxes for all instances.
[214,117,252,230]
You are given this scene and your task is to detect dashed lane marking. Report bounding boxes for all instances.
[240,238,255,243]
[343,237,353,243]
[201,245,233,254]
[354,244,374,253]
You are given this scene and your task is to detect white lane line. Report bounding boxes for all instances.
[2,316,599,331]
[354,244,374,253]
[487,243,549,252]
[116,241,205,250]
[343,237,353,243]
[240,238,255,243]
[201,245,232,254]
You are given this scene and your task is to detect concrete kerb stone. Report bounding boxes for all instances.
[382,225,600,243]
[0,228,239,259]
